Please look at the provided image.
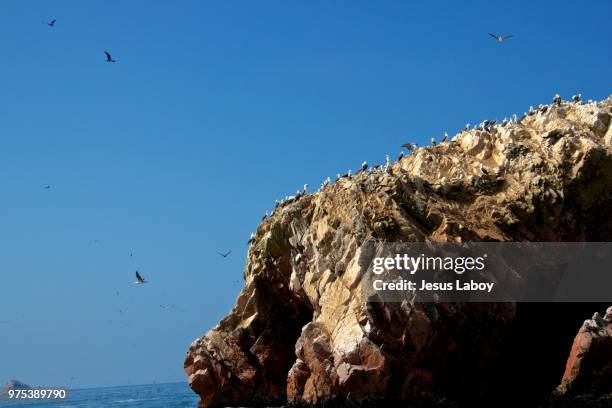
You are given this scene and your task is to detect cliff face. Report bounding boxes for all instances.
[185,97,612,407]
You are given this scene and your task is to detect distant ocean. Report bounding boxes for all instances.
[0,382,200,408]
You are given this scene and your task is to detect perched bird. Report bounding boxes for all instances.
[552,94,562,106]
[482,120,493,132]
[360,161,368,173]
[441,132,448,143]
[218,250,232,258]
[479,163,489,175]
[104,51,116,63]
[303,184,308,193]
[489,33,513,43]
[45,19,56,27]
[135,270,147,284]
[430,137,436,146]
[572,93,581,103]
[384,155,392,174]
[397,151,404,161]
[248,233,256,244]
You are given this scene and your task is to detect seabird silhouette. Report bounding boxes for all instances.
[219,250,232,258]
[572,93,581,103]
[479,163,489,175]
[360,161,368,173]
[430,137,436,146]
[135,270,147,284]
[44,185,51,189]
[441,132,448,143]
[397,151,404,161]
[45,19,56,27]
[104,51,116,63]
[489,33,513,43]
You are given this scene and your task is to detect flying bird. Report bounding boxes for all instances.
[104,51,116,63]
[218,250,232,258]
[45,19,56,27]
[489,33,513,43]
[44,185,51,189]
[401,143,417,152]
[135,270,147,284]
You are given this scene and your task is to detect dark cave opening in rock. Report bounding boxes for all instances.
[478,302,610,408]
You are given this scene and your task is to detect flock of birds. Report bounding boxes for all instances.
[39,19,521,246]
[249,91,590,240]
[42,18,516,65]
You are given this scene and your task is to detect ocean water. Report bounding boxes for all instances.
[0,382,200,408]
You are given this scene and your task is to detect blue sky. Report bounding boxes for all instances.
[0,0,610,389]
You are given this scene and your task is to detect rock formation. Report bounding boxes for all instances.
[185,96,612,407]
[2,379,31,393]
[556,306,612,397]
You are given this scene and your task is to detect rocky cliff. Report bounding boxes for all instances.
[185,96,612,407]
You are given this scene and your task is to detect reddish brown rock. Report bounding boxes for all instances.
[185,97,612,407]
[556,306,612,396]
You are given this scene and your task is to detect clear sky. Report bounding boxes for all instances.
[0,0,610,389]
